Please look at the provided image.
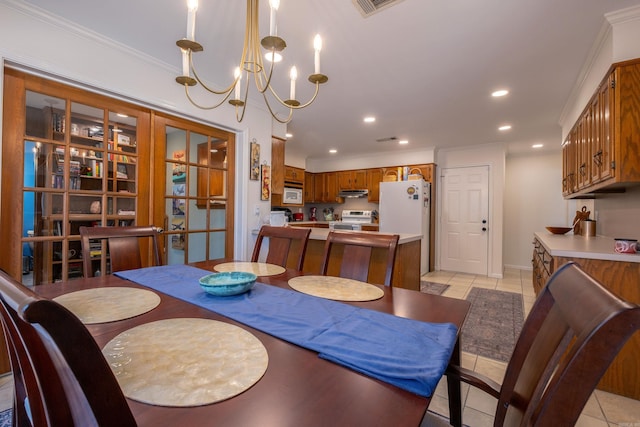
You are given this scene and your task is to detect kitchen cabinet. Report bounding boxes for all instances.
[337,169,367,190]
[367,168,383,202]
[285,165,304,184]
[562,60,640,198]
[271,137,285,195]
[311,172,340,203]
[532,233,640,400]
[304,172,315,202]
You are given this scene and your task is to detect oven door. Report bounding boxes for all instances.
[329,222,362,231]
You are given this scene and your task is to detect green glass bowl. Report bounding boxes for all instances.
[199,271,257,296]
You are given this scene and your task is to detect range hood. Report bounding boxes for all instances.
[338,189,369,198]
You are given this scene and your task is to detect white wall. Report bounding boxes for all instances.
[435,143,505,278]
[303,147,436,172]
[503,152,567,269]
[0,1,277,261]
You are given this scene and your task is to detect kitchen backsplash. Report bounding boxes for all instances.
[593,185,640,239]
[299,199,379,221]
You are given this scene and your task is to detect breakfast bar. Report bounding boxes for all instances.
[291,227,423,290]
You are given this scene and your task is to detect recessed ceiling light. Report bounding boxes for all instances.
[532,144,543,148]
[398,140,408,145]
[498,125,512,131]
[492,89,509,97]
[329,149,337,154]
[364,116,376,123]
[285,133,293,138]
[264,51,282,63]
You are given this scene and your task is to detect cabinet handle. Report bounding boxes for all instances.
[593,150,603,167]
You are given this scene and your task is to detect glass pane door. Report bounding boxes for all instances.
[156,117,235,265]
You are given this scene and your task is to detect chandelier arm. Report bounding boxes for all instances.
[287,82,321,109]
[253,51,276,94]
[261,90,294,124]
[184,84,233,110]
[191,60,237,96]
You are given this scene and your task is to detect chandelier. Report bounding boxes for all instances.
[176,0,328,123]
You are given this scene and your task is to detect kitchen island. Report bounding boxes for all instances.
[292,227,421,290]
[533,232,640,400]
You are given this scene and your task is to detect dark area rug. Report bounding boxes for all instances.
[461,287,524,362]
[0,408,11,427]
[420,281,450,295]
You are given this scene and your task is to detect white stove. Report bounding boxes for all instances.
[329,210,373,231]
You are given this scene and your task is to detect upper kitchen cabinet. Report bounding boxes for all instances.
[337,170,367,190]
[563,59,640,198]
[367,169,383,202]
[312,172,340,203]
[304,171,315,202]
[271,137,285,195]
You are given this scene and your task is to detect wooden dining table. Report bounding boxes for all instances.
[33,260,471,427]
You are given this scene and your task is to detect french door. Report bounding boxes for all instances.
[152,114,235,264]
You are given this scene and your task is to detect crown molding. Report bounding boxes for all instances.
[1,0,173,73]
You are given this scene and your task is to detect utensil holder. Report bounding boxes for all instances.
[580,220,597,237]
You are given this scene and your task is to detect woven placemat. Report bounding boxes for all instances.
[288,275,384,301]
[102,318,268,407]
[54,287,160,324]
[214,262,285,276]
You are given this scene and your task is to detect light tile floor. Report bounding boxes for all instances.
[422,267,640,427]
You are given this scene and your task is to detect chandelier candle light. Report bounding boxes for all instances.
[176,0,328,123]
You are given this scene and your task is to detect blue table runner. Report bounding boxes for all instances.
[116,265,458,397]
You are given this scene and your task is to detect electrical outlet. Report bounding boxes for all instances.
[254,206,260,216]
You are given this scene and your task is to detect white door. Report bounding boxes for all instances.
[440,166,489,275]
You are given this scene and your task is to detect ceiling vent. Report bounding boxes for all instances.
[376,136,397,143]
[352,0,405,17]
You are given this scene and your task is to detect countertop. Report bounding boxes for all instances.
[290,221,380,228]
[534,232,640,263]
[293,226,420,244]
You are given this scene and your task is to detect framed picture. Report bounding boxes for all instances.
[261,164,271,201]
[250,140,260,180]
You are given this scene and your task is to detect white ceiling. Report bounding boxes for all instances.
[19,0,640,160]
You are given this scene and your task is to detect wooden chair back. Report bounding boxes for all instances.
[80,225,162,276]
[0,269,136,426]
[437,261,640,427]
[320,231,399,286]
[251,225,312,271]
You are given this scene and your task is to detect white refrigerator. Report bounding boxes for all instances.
[379,180,430,274]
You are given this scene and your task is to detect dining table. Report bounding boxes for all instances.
[32,260,471,427]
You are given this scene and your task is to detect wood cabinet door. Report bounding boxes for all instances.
[314,173,326,202]
[337,171,353,190]
[325,172,338,202]
[353,170,367,188]
[600,71,615,181]
[304,172,315,202]
[367,169,382,202]
[271,137,285,194]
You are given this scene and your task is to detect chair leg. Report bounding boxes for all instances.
[447,338,463,427]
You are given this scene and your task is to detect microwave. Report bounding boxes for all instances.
[283,187,303,204]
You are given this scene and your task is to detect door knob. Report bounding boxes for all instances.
[482,227,487,231]
[482,219,487,224]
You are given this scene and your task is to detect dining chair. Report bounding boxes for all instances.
[251,225,312,271]
[422,261,640,427]
[320,230,399,286]
[80,225,162,276]
[0,269,136,426]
